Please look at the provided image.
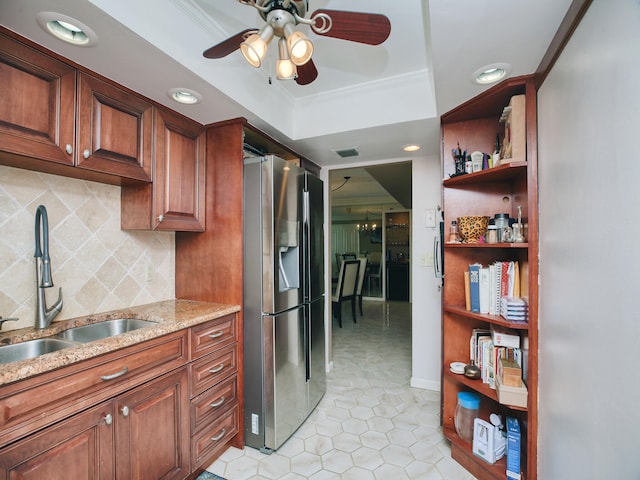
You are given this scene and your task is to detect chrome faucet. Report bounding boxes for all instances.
[34,205,63,329]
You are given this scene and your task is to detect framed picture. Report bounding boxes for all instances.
[370,228,382,244]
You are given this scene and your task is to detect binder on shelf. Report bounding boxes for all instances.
[464,271,471,311]
[469,263,482,313]
[479,267,490,314]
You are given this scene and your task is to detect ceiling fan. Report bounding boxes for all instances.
[202,0,391,85]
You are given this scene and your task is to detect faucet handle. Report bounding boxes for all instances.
[0,317,19,330]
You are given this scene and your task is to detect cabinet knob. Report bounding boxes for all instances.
[83,149,90,159]
[157,214,164,223]
[65,144,73,155]
[104,413,113,425]
[121,405,130,417]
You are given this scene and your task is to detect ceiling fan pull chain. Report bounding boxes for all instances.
[310,13,332,34]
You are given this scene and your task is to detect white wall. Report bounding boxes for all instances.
[537,0,640,477]
[410,155,443,390]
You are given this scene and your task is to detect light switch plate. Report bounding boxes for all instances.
[425,209,436,228]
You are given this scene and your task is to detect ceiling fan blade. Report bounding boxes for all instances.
[296,59,318,85]
[203,29,257,59]
[310,10,391,45]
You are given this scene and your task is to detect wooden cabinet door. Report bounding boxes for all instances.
[0,32,75,166]
[76,72,152,182]
[0,402,114,479]
[115,367,189,480]
[152,107,206,231]
[121,108,206,231]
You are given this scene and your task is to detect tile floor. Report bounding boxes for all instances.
[206,300,476,480]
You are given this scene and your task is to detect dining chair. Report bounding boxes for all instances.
[367,261,382,295]
[331,259,360,328]
[355,257,368,316]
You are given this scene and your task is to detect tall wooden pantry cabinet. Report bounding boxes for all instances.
[440,75,538,480]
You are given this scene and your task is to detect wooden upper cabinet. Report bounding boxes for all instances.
[121,108,206,231]
[0,32,75,166]
[0,31,152,184]
[76,73,152,182]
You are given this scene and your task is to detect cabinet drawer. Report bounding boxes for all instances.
[190,314,237,360]
[191,406,239,468]
[0,331,187,446]
[191,375,238,433]
[190,344,237,397]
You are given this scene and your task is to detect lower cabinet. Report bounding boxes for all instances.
[0,367,189,480]
[0,312,241,480]
[0,402,114,479]
[115,367,189,480]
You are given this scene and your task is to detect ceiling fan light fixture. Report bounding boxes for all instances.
[284,24,313,66]
[240,24,274,68]
[276,38,296,79]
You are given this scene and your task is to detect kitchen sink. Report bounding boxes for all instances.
[56,318,156,343]
[0,338,78,364]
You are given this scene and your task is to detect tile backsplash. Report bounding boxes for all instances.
[0,165,175,332]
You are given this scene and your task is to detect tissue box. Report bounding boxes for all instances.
[506,417,521,480]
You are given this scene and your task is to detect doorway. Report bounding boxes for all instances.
[329,162,412,302]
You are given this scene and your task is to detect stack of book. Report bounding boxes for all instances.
[465,260,528,318]
[469,326,525,392]
[500,297,528,323]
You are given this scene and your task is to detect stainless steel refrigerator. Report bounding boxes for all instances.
[243,155,325,453]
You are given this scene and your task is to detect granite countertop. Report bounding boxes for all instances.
[0,299,240,386]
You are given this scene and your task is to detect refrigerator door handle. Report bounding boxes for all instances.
[434,235,442,279]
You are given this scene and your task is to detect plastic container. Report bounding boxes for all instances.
[455,391,481,442]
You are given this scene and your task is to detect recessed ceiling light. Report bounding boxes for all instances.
[36,12,98,47]
[403,144,420,152]
[167,88,202,105]
[472,63,512,85]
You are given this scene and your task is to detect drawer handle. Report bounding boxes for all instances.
[211,428,226,442]
[100,366,129,381]
[208,331,224,339]
[210,396,226,408]
[208,363,225,374]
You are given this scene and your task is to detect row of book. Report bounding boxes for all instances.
[464,260,529,322]
[470,326,524,390]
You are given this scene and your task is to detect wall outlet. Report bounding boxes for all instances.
[251,413,259,434]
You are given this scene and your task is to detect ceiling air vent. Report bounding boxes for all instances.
[335,148,359,158]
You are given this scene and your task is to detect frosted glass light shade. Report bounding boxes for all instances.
[286,30,313,66]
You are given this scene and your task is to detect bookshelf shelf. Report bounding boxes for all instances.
[444,369,528,412]
[443,161,527,187]
[443,426,510,479]
[444,304,530,330]
[440,75,538,480]
[444,242,528,249]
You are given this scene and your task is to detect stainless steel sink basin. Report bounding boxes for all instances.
[56,318,156,343]
[0,338,78,364]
